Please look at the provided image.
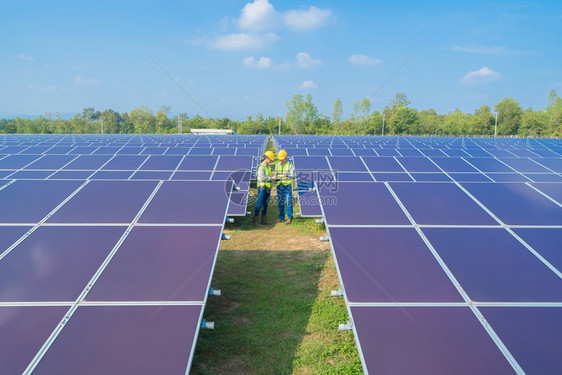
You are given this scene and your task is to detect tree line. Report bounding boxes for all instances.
[1,91,561,137]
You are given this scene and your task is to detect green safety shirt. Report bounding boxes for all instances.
[276,161,294,186]
[257,162,273,188]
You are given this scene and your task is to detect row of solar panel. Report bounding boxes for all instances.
[0,154,256,171]
[0,134,267,141]
[273,134,560,145]
[294,155,562,174]
[317,182,562,226]
[0,176,248,217]
[317,181,562,374]
[0,146,263,156]
[276,147,562,158]
[0,179,233,374]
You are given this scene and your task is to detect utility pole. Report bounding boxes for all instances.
[278,116,281,135]
[381,112,385,136]
[494,112,498,138]
[100,119,104,134]
[177,114,183,134]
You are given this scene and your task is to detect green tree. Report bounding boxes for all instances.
[494,98,522,135]
[331,98,342,134]
[129,106,155,133]
[546,90,562,136]
[99,109,122,134]
[285,94,305,134]
[472,105,493,135]
[155,106,172,133]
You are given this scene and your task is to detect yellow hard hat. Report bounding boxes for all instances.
[264,151,274,160]
[278,150,287,160]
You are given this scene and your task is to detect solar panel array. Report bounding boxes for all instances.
[0,134,266,374]
[274,135,562,375]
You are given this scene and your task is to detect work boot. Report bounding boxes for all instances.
[285,218,292,225]
[253,216,259,227]
[261,216,272,225]
[276,218,284,223]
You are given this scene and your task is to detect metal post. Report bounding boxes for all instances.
[494,113,498,138]
[177,114,182,134]
[381,112,385,136]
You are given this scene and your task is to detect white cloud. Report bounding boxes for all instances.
[451,45,529,56]
[460,67,502,85]
[273,61,292,71]
[238,0,278,31]
[300,80,318,90]
[73,76,100,86]
[17,53,34,61]
[283,6,332,31]
[212,32,279,50]
[349,54,382,66]
[243,56,273,69]
[295,52,322,68]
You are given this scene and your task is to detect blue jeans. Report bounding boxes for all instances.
[254,187,271,217]
[277,184,293,220]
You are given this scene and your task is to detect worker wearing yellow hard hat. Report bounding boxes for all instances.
[254,151,275,227]
[275,149,294,224]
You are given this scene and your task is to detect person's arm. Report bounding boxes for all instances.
[287,163,295,180]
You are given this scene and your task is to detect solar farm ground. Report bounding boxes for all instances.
[193,215,362,374]
[191,141,362,374]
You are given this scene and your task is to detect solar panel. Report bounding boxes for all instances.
[349,306,514,374]
[0,306,68,374]
[362,157,404,172]
[32,305,202,375]
[463,183,562,225]
[499,157,552,173]
[48,181,158,223]
[320,182,409,225]
[89,170,133,179]
[139,180,232,224]
[0,180,83,223]
[0,226,29,252]
[513,228,562,271]
[24,155,77,170]
[479,307,562,374]
[177,155,217,170]
[390,182,497,225]
[100,155,148,170]
[0,226,126,301]
[328,156,368,172]
[139,155,182,170]
[0,155,41,169]
[431,157,478,172]
[62,155,113,170]
[532,183,562,204]
[397,157,441,172]
[423,228,562,302]
[329,227,462,302]
[86,226,222,301]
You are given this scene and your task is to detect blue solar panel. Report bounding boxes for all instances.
[424,228,562,302]
[463,183,562,225]
[275,135,562,374]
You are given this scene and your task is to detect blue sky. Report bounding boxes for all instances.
[1,0,561,120]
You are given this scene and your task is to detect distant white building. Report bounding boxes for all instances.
[190,129,233,135]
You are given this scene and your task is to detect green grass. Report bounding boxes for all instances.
[191,251,362,374]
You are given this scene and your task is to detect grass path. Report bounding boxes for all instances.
[191,140,363,374]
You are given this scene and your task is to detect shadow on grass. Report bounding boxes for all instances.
[191,250,330,374]
[228,188,325,234]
